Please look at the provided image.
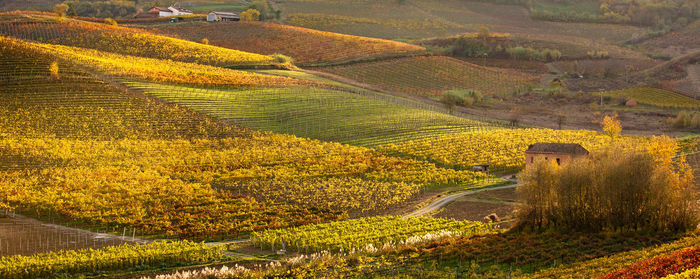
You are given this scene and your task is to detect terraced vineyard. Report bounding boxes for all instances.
[152,21,426,65]
[320,56,536,97]
[602,87,700,109]
[128,82,503,146]
[0,12,276,67]
[0,241,224,278]
[379,128,652,173]
[0,37,495,239]
[1,36,312,88]
[251,216,497,253]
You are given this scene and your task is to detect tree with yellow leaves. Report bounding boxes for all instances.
[49,61,59,80]
[240,9,261,21]
[601,114,622,139]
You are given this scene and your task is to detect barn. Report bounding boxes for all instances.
[208,11,241,22]
[525,143,589,166]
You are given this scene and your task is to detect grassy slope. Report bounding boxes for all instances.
[318,56,537,97]
[127,81,501,147]
[150,21,426,65]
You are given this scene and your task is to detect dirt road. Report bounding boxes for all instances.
[403,183,520,218]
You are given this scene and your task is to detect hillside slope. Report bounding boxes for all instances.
[319,56,537,97]
[151,21,426,65]
[0,12,275,67]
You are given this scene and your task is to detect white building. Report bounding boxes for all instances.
[168,6,193,16]
[147,6,193,17]
[207,11,240,22]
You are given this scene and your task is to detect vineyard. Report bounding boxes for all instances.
[319,56,536,97]
[0,6,696,279]
[127,82,504,146]
[251,216,497,253]
[0,12,276,67]
[152,21,426,65]
[0,36,313,88]
[0,241,224,279]
[378,128,652,173]
[0,34,495,239]
[602,87,700,109]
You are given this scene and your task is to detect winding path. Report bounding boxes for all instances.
[403,183,520,218]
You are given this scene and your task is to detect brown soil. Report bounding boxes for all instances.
[434,199,516,228]
[434,187,518,228]
[349,188,455,218]
[468,187,518,203]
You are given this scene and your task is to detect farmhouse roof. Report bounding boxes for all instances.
[152,7,170,12]
[209,11,238,16]
[169,6,193,13]
[525,143,589,155]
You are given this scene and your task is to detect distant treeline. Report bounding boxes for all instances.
[63,0,136,18]
[471,0,699,28]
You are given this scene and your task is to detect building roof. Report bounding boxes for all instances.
[151,7,171,12]
[209,11,239,16]
[525,143,589,155]
[169,6,193,13]
[134,11,159,18]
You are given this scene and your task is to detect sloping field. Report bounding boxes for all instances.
[319,56,537,97]
[378,128,652,174]
[281,0,467,39]
[0,36,313,88]
[281,0,645,42]
[127,82,502,147]
[641,20,700,57]
[0,12,275,67]
[152,21,426,65]
[603,88,700,109]
[281,0,646,59]
[0,36,493,239]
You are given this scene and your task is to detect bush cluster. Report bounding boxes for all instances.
[517,137,697,232]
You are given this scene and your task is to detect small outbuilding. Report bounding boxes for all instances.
[525,143,589,166]
[208,11,241,22]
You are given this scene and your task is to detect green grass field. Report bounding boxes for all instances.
[127,82,502,146]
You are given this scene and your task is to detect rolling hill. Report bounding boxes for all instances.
[0,12,276,67]
[151,21,426,65]
[319,56,538,97]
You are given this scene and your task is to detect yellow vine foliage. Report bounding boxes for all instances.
[0,15,276,66]
[0,36,317,87]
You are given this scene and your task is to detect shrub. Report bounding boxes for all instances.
[200,38,209,45]
[451,37,490,57]
[587,50,610,59]
[601,114,622,138]
[54,3,69,18]
[240,9,261,21]
[248,0,271,19]
[104,18,118,26]
[671,111,700,129]
[440,89,483,108]
[516,137,697,232]
[49,61,59,80]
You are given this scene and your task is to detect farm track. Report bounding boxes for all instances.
[686,63,700,99]
[404,183,520,218]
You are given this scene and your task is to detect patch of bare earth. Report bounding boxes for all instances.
[434,187,518,228]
